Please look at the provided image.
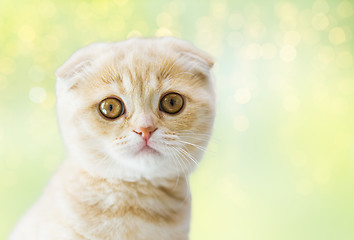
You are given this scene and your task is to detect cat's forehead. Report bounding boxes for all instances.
[56,38,213,101]
[96,52,180,94]
[93,46,202,96]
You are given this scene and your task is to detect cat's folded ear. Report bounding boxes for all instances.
[161,37,214,80]
[55,42,110,96]
[178,45,214,70]
[163,37,214,69]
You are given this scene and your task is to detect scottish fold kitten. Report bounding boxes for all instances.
[10,37,215,240]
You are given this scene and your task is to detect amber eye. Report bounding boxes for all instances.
[160,92,184,114]
[99,97,124,119]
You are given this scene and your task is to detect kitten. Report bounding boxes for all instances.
[10,37,215,240]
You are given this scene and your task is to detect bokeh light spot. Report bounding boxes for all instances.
[114,18,127,34]
[18,25,36,43]
[76,2,92,20]
[312,0,329,14]
[195,16,213,31]
[234,88,251,104]
[195,30,214,47]
[133,21,150,35]
[244,20,266,39]
[29,87,47,103]
[283,31,301,46]
[279,45,297,62]
[167,2,184,16]
[39,1,57,18]
[126,30,142,38]
[155,27,173,37]
[113,0,128,5]
[275,2,298,21]
[337,1,354,18]
[211,1,228,20]
[233,115,249,132]
[242,44,261,60]
[329,27,346,45]
[312,14,329,30]
[156,12,173,28]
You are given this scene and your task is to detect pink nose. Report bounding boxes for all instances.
[133,127,157,142]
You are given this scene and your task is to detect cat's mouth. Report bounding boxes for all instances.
[135,145,160,156]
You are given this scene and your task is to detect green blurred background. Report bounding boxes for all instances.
[0,0,353,239]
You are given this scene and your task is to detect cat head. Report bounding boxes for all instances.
[56,37,215,181]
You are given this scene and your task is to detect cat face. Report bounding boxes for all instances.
[56,37,215,180]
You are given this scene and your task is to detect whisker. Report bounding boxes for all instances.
[160,143,181,190]
[179,129,211,134]
[175,147,199,168]
[172,147,192,202]
[169,149,181,191]
[178,131,213,137]
[179,135,209,142]
[176,140,208,152]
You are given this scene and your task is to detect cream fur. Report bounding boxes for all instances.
[10,37,215,240]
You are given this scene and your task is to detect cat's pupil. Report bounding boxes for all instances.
[170,99,175,106]
[109,104,113,112]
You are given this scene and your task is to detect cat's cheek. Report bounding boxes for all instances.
[88,111,127,137]
[161,112,197,133]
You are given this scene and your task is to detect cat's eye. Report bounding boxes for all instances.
[160,92,184,114]
[99,97,124,119]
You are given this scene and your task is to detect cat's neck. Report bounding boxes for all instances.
[58,158,190,201]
